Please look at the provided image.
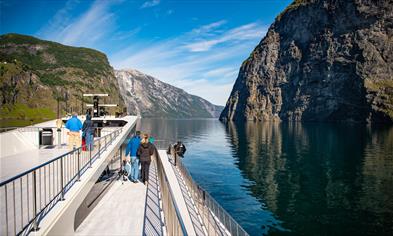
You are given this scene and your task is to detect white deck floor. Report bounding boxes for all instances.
[75,158,164,236]
[74,151,204,236]
[0,149,68,182]
[75,180,147,235]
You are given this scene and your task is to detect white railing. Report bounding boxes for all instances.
[0,128,123,236]
[154,140,249,236]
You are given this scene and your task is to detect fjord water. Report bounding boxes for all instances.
[138,119,393,236]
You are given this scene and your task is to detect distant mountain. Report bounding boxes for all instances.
[0,33,124,126]
[0,33,222,125]
[116,69,224,118]
[220,0,393,123]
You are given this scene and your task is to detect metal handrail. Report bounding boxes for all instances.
[0,126,117,134]
[0,127,117,149]
[0,126,118,129]
[154,149,188,236]
[0,128,121,186]
[154,140,249,236]
[0,127,123,236]
[176,153,248,236]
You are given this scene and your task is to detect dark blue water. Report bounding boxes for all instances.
[138,119,393,236]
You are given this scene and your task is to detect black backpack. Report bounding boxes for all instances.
[175,143,186,157]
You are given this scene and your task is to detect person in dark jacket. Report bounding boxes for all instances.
[82,114,94,150]
[137,134,155,185]
[173,141,186,166]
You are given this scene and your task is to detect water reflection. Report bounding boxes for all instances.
[359,126,393,232]
[137,119,393,235]
[226,122,393,235]
[139,119,286,235]
[137,118,216,142]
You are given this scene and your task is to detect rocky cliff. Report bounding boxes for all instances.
[220,0,393,123]
[116,69,223,118]
[0,34,124,126]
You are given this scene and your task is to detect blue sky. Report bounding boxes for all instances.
[1,0,292,105]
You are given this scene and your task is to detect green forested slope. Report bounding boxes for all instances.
[0,33,124,127]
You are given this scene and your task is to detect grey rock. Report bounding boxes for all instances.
[220,0,393,123]
[116,69,223,118]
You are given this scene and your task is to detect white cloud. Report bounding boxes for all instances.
[39,1,266,105]
[111,20,267,105]
[184,22,265,52]
[37,0,80,38]
[203,67,238,79]
[38,0,117,47]
[112,27,141,41]
[140,0,160,9]
[189,20,227,35]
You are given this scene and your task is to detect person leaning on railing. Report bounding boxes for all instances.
[65,112,83,149]
[173,141,186,166]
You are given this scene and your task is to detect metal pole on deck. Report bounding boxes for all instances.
[57,128,61,148]
[32,170,39,231]
[60,158,65,201]
[77,150,81,181]
[56,117,62,148]
[89,147,92,168]
[119,146,122,172]
[98,139,101,158]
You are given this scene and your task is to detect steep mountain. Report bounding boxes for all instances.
[116,69,223,118]
[0,33,124,126]
[220,0,393,123]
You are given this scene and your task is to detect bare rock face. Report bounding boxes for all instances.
[220,0,393,123]
[116,69,223,118]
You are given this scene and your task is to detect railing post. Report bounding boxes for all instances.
[57,128,61,148]
[60,157,65,201]
[229,217,232,235]
[98,139,101,158]
[77,149,81,181]
[32,170,39,231]
[119,146,122,171]
[207,199,210,235]
[89,147,92,168]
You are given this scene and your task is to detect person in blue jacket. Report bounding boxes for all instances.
[65,112,83,149]
[125,131,141,183]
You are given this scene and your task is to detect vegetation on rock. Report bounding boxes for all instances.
[0,33,124,126]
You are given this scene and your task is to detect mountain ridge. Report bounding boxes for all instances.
[0,33,223,125]
[116,69,224,118]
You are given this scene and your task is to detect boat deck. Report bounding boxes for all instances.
[74,151,206,236]
[0,149,69,182]
[75,179,146,235]
[0,116,247,236]
[143,159,164,236]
